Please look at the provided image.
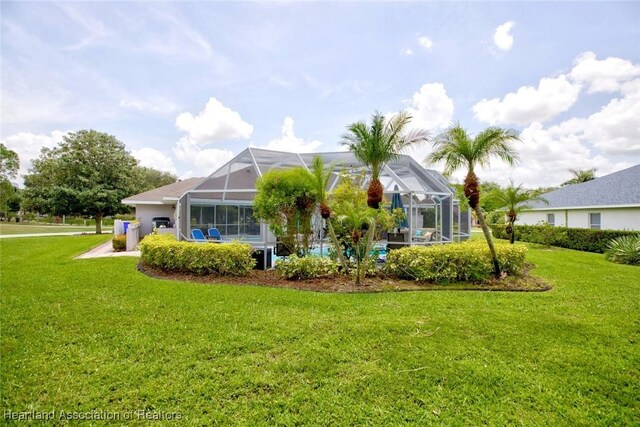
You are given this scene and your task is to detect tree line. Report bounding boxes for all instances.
[0,131,177,233]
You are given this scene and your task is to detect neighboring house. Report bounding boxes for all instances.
[122,177,203,237]
[519,164,640,231]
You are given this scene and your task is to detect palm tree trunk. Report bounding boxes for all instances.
[474,205,501,278]
[327,220,348,271]
[509,221,515,244]
[360,222,376,285]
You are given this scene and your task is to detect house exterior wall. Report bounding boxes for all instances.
[134,204,177,237]
[518,207,640,231]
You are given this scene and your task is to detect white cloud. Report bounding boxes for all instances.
[418,36,433,50]
[401,48,414,56]
[406,83,455,131]
[472,75,581,126]
[131,147,178,174]
[173,137,234,176]
[256,117,322,153]
[0,131,68,184]
[570,51,640,94]
[443,121,632,188]
[175,97,253,144]
[579,79,640,155]
[493,21,515,51]
[402,83,454,165]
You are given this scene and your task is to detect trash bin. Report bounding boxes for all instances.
[123,221,131,234]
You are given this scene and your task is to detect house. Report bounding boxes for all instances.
[121,177,203,237]
[123,148,471,249]
[518,164,640,231]
[173,148,470,246]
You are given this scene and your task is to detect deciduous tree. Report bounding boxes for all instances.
[22,130,139,233]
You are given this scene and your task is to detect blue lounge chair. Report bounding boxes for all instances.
[191,229,207,242]
[207,227,222,241]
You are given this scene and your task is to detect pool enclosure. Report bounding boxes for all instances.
[177,148,470,250]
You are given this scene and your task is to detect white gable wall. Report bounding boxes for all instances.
[134,204,177,236]
[518,207,640,231]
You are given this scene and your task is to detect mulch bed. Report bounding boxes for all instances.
[137,262,552,293]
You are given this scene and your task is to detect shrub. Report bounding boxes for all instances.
[112,235,126,252]
[605,235,640,266]
[385,241,527,283]
[140,234,255,276]
[276,255,340,280]
[490,224,639,253]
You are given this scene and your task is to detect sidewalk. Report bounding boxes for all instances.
[75,240,140,259]
[0,231,101,239]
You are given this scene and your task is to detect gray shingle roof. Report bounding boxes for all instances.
[529,164,640,209]
[122,177,204,205]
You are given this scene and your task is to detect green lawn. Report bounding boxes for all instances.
[0,223,109,235]
[1,236,638,425]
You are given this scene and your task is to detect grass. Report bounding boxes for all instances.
[0,223,109,235]
[1,235,639,425]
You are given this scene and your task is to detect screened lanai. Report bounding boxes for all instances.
[177,148,470,249]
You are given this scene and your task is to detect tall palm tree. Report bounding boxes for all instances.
[488,180,548,244]
[562,168,597,186]
[425,123,520,277]
[341,111,428,209]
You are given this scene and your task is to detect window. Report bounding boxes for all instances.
[547,213,555,226]
[589,213,601,229]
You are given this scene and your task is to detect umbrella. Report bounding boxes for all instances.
[391,185,408,229]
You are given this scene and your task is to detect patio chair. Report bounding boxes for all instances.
[191,229,207,242]
[207,227,222,241]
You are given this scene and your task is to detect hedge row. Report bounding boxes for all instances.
[489,224,640,253]
[385,241,527,283]
[140,234,255,276]
[276,255,340,280]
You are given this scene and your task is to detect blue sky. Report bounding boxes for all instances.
[2,1,639,187]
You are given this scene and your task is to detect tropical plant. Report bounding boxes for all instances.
[341,110,428,209]
[605,235,640,265]
[328,171,403,284]
[310,155,334,219]
[425,123,520,277]
[487,180,548,243]
[562,168,597,186]
[253,167,318,256]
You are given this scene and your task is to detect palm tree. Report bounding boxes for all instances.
[425,123,520,278]
[562,168,597,186]
[310,155,334,219]
[488,180,548,244]
[341,111,428,209]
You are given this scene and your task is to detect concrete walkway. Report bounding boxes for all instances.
[75,240,141,259]
[0,231,96,239]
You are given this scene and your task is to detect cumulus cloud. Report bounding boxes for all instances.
[418,36,433,50]
[173,137,234,176]
[493,21,515,51]
[401,83,454,165]
[578,79,640,155]
[570,51,640,94]
[400,48,414,56]
[175,97,253,144]
[472,75,581,126]
[256,117,322,153]
[0,130,68,183]
[406,83,454,131]
[445,121,632,188]
[131,147,178,174]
